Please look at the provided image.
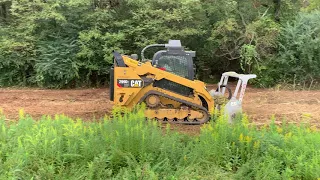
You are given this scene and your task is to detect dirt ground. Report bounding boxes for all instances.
[0,86,319,135]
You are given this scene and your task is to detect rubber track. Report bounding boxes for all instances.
[138,90,210,125]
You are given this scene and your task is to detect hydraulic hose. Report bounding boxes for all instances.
[140,44,165,62]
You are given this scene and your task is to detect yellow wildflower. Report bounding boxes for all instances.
[277,127,283,134]
[306,128,311,133]
[239,133,244,142]
[262,124,268,131]
[310,125,317,132]
[254,141,260,149]
[241,114,249,127]
[301,113,312,122]
[245,136,252,143]
[19,109,25,119]
[284,132,292,141]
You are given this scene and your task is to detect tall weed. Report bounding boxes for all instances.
[0,107,319,179]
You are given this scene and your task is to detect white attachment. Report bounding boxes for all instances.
[212,71,256,122]
[218,71,257,102]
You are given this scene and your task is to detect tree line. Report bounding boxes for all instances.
[0,0,319,89]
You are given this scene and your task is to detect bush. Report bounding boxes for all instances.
[0,34,35,86]
[34,38,79,88]
[259,10,320,88]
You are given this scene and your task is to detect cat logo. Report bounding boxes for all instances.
[117,79,143,88]
[130,80,142,87]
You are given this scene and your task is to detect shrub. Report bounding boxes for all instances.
[260,10,320,88]
[34,38,79,88]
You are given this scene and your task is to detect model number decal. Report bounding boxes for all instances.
[118,80,129,84]
[117,79,143,88]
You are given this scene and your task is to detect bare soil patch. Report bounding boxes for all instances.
[0,86,319,135]
[0,88,112,121]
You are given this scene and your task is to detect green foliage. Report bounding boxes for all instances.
[77,30,125,86]
[260,10,320,88]
[0,0,318,88]
[0,36,35,86]
[0,107,320,179]
[301,0,320,11]
[34,38,79,88]
[240,44,259,73]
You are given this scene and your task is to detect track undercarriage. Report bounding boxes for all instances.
[142,93,210,125]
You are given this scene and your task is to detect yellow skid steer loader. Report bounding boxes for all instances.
[110,40,256,125]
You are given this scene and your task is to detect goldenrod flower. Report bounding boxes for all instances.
[310,125,317,132]
[277,127,283,134]
[254,141,260,149]
[241,114,249,127]
[245,136,252,143]
[284,132,292,141]
[19,109,25,119]
[307,128,311,133]
[239,133,244,142]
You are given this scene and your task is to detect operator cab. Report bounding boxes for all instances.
[138,40,198,96]
[140,40,196,80]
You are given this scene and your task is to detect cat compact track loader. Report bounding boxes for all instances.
[110,40,256,125]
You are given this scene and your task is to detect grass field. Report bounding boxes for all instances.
[0,106,319,179]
